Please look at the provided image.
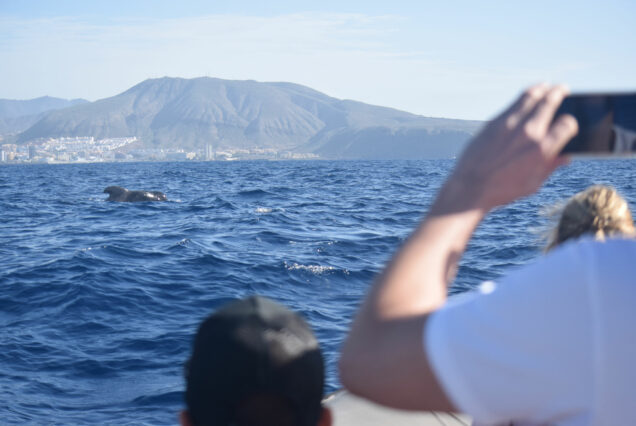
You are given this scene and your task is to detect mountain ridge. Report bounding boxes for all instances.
[11,77,482,159]
[0,96,88,136]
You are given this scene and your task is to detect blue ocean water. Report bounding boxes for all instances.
[0,159,634,424]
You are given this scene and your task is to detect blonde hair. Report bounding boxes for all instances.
[546,185,635,251]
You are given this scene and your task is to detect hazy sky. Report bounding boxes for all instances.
[1,0,634,119]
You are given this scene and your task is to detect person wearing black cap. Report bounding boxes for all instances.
[180,296,332,426]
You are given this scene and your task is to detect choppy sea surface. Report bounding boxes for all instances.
[1,159,634,424]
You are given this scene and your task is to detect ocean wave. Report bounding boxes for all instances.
[237,188,272,198]
[284,261,344,275]
[2,159,635,423]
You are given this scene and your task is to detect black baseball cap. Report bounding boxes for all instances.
[184,296,325,426]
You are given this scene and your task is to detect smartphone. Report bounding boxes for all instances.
[555,93,636,155]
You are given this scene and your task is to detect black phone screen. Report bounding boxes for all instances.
[555,93,636,154]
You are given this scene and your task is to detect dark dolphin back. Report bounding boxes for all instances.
[126,190,167,202]
[149,191,168,201]
[104,186,167,202]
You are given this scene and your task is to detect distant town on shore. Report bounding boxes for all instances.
[0,77,482,164]
[0,136,318,164]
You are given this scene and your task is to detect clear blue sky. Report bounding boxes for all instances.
[1,0,634,119]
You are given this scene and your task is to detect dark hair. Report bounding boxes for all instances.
[184,296,325,426]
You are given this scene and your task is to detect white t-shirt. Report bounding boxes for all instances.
[426,238,636,425]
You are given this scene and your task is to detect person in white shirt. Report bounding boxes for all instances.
[340,84,636,425]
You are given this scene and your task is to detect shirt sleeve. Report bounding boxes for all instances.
[425,242,596,425]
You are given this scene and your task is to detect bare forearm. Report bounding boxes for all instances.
[340,176,486,409]
[371,177,488,319]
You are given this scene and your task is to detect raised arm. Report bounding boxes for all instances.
[339,85,578,411]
